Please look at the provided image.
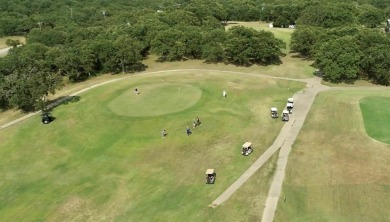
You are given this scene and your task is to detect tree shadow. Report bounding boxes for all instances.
[45,95,81,112]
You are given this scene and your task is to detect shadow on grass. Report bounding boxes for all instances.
[45,96,81,112]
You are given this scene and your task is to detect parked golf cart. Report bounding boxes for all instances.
[41,112,54,124]
[241,142,253,156]
[206,169,216,184]
[270,107,278,118]
[282,110,289,122]
[287,98,294,114]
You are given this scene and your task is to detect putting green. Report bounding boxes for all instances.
[360,96,390,144]
[108,83,202,117]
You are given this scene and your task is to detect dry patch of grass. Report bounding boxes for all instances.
[0,36,25,49]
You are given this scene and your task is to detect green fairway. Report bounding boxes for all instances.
[108,83,202,117]
[360,96,390,144]
[275,89,390,222]
[0,71,305,221]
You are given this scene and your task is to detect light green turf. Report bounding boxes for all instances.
[275,89,390,222]
[360,96,390,144]
[108,83,202,117]
[0,71,305,221]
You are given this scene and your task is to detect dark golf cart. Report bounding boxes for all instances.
[241,142,253,156]
[206,169,216,184]
[41,112,54,124]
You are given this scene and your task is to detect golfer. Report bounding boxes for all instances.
[223,90,227,98]
[161,129,166,138]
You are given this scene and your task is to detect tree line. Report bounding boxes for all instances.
[0,0,286,111]
[291,2,390,85]
[1,0,390,111]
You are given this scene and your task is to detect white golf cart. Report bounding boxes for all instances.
[241,142,253,156]
[206,169,216,184]
[287,98,294,114]
[270,107,278,118]
[282,110,289,122]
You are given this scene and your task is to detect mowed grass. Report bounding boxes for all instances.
[360,96,390,144]
[108,83,202,117]
[0,71,305,221]
[0,36,25,49]
[275,89,390,222]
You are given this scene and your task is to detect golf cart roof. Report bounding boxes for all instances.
[271,107,277,111]
[288,98,294,103]
[206,169,215,175]
[283,110,289,114]
[243,142,252,148]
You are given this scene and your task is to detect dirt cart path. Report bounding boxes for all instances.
[210,77,329,217]
[261,78,329,222]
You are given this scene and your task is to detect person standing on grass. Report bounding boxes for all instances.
[161,129,166,139]
[186,126,192,136]
[196,117,200,126]
[223,90,227,98]
[135,87,139,95]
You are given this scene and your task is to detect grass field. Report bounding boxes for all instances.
[360,96,390,144]
[0,36,25,49]
[0,71,305,221]
[275,89,390,222]
[3,21,387,222]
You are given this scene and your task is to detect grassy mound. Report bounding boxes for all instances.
[108,83,202,117]
[360,96,390,144]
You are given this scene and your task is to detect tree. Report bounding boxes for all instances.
[290,26,325,58]
[224,26,285,66]
[358,4,385,28]
[201,29,226,63]
[151,28,186,61]
[113,36,145,73]
[297,4,356,28]
[0,43,62,110]
[5,39,21,48]
[315,36,362,83]
[360,44,390,85]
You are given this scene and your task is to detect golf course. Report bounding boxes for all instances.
[0,21,389,222]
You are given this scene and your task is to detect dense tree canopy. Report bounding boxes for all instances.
[1,0,390,110]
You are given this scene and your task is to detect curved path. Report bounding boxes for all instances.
[0,69,328,222]
[0,69,310,130]
[210,77,329,209]
[261,78,329,222]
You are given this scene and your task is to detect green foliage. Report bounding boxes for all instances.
[224,26,285,66]
[297,4,356,28]
[27,28,68,46]
[260,4,302,27]
[315,36,362,82]
[290,26,325,58]
[358,4,385,28]
[5,39,21,48]
[0,43,63,110]
[201,29,226,63]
